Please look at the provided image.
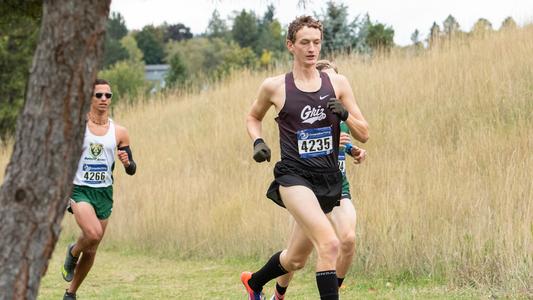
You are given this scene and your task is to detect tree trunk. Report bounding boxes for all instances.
[0,1,110,299]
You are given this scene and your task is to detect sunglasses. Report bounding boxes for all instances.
[94,92,113,99]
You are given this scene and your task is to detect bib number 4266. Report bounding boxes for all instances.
[84,171,106,181]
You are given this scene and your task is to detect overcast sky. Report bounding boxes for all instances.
[110,0,533,45]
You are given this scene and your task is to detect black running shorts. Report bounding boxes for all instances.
[266,160,342,213]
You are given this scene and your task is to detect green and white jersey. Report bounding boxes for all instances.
[338,121,349,175]
[73,119,116,187]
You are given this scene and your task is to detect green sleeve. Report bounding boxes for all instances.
[340,121,350,134]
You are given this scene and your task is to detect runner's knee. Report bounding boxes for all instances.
[83,228,104,244]
[317,237,339,262]
[284,255,308,271]
[339,231,356,255]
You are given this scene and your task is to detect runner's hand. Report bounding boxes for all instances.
[350,146,367,164]
[253,138,271,162]
[117,150,130,167]
[327,98,349,121]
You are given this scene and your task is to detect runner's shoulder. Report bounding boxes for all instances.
[114,123,129,141]
[260,74,285,94]
[114,123,127,133]
[328,72,349,84]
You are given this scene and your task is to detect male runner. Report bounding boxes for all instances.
[270,60,367,300]
[61,79,137,300]
[242,16,368,300]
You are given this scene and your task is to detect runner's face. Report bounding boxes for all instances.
[91,84,112,113]
[288,26,322,67]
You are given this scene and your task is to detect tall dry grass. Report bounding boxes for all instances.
[1,26,531,293]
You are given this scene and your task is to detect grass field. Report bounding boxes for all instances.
[39,242,491,299]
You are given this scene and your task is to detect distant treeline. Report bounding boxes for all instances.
[0,0,520,142]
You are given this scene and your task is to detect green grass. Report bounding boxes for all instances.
[39,242,493,299]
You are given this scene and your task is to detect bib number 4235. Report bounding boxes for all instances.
[297,126,333,159]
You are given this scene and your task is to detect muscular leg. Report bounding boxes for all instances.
[280,185,339,272]
[273,218,313,299]
[275,197,356,293]
[246,185,339,299]
[280,186,339,299]
[277,218,314,285]
[328,198,357,280]
[67,201,108,294]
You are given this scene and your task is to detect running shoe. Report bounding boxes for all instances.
[270,290,285,300]
[241,271,264,300]
[61,243,78,282]
[63,290,76,300]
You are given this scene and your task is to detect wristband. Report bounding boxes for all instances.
[254,138,265,147]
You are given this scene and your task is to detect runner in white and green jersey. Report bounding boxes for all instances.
[61,79,137,300]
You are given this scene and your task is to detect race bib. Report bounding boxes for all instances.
[297,126,333,159]
[338,152,346,174]
[82,164,108,184]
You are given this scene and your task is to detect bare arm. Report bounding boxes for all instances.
[337,75,369,143]
[246,78,276,142]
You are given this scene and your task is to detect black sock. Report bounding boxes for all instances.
[337,277,344,287]
[276,282,288,295]
[248,251,288,293]
[316,270,338,300]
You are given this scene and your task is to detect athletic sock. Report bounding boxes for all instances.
[337,277,344,287]
[316,270,339,300]
[275,282,288,296]
[248,251,288,292]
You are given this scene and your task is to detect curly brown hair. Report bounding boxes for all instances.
[286,15,323,43]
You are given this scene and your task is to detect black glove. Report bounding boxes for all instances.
[253,138,271,162]
[327,98,349,121]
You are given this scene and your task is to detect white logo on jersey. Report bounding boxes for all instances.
[300,105,326,124]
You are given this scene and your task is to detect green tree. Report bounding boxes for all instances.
[166,37,258,83]
[121,34,144,62]
[366,22,395,52]
[500,17,517,31]
[443,14,461,40]
[107,12,128,40]
[319,1,357,54]
[0,0,41,142]
[351,13,372,54]
[166,52,188,88]
[164,23,193,42]
[232,10,259,50]
[471,18,493,37]
[428,22,441,48]
[102,38,129,68]
[410,29,420,45]
[102,12,130,68]
[206,10,230,40]
[100,33,146,105]
[135,25,165,64]
[254,5,285,56]
[99,60,145,105]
